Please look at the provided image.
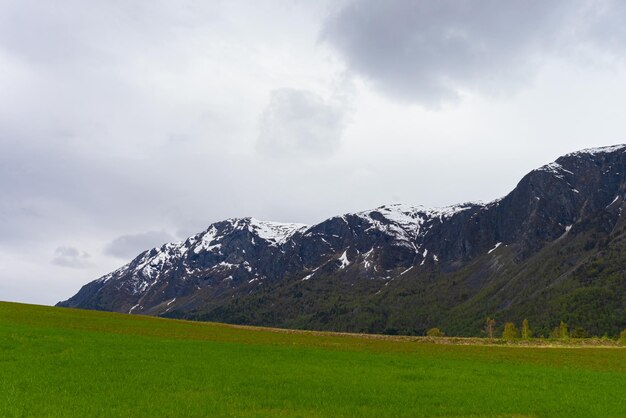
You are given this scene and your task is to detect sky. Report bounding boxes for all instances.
[2,0,626,305]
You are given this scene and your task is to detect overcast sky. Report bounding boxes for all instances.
[2,0,626,305]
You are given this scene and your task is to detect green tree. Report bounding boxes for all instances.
[426,327,444,337]
[521,319,532,339]
[502,322,518,341]
[549,327,560,339]
[619,329,626,346]
[483,317,496,339]
[570,327,588,339]
[550,321,570,340]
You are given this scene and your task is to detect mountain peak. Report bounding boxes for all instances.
[563,144,626,158]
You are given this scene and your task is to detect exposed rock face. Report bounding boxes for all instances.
[58,145,626,336]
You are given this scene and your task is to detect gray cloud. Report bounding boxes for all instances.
[322,0,626,105]
[104,231,175,259]
[51,246,92,269]
[257,88,349,158]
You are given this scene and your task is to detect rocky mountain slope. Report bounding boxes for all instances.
[58,145,626,336]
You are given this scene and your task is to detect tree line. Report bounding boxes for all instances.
[426,318,626,344]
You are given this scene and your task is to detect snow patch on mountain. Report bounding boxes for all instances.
[564,144,626,157]
[607,195,620,208]
[337,250,350,269]
[193,226,221,254]
[247,218,308,245]
[97,264,131,284]
[537,162,574,179]
[352,203,477,246]
[488,242,502,254]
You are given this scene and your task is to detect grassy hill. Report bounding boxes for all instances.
[1,301,625,417]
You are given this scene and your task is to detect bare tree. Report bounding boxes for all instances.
[521,319,532,339]
[483,317,496,339]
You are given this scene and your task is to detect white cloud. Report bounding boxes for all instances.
[51,246,92,269]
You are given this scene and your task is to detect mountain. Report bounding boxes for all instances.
[58,145,626,337]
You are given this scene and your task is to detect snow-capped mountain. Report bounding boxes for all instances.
[59,145,626,337]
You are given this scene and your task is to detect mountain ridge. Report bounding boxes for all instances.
[58,144,626,336]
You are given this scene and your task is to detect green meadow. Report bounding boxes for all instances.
[1,301,625,417]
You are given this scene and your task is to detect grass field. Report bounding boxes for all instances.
[1,301,625,417]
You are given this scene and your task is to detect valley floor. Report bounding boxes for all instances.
[1,301,625,417]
